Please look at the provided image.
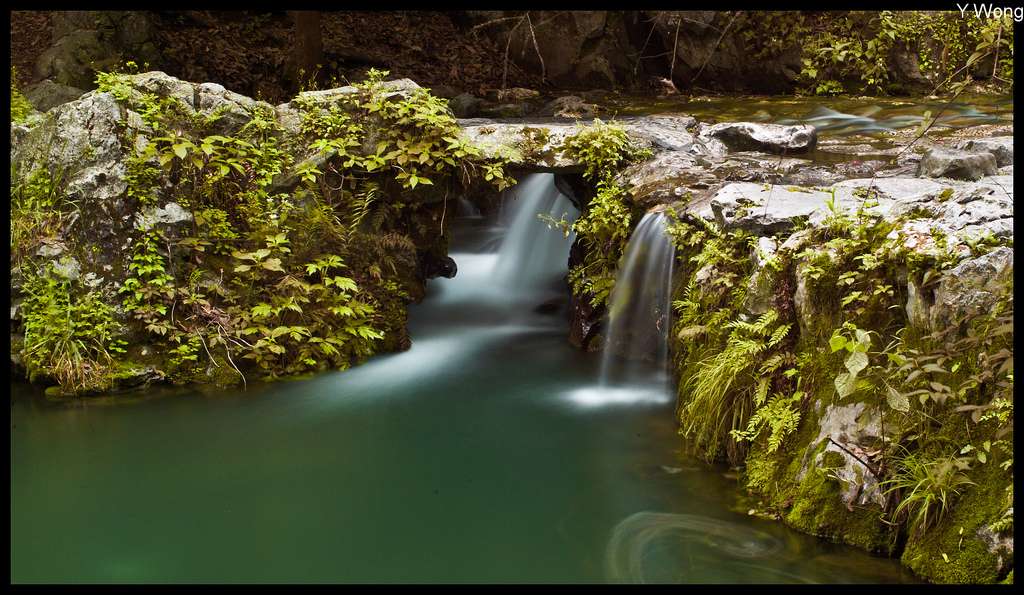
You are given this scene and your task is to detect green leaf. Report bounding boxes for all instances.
[173,143,188,159]
[829,334,847,353]
[845,351,869,375]
[251,303,273,318]
[835,372,857,398]
[886,386,910,413]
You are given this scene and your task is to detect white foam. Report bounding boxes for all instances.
[564,385,672,408]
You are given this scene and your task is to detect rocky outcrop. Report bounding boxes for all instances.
[929,247,1014,332]
[803,402,887,509]
[457,114,697,172]
[704,178,951,234]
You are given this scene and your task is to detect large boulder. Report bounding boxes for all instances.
[956,136,1013,168]
[699,122,817,155]
[10,72,284,294]
[35,11,161,90]
[13,91,142,288]
[917,146,998,181]
[23,80,86,112]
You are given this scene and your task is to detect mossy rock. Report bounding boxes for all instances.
[900,461,1013,584]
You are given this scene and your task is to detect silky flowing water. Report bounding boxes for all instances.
[10,175,917,584]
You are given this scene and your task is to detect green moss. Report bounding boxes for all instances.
[900,452,1013,583]
[783,453,894,554]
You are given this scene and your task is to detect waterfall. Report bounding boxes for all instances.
[568,211,675,406]
[436,173,578,310]
[599,211,675,385]
[492,173,578,293]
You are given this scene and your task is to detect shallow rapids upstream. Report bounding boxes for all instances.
[10,175,916,583]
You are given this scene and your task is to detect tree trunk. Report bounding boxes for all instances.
[289,11,322,86]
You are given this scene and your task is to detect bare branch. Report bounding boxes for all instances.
[691,11,738,84]
[469,15,527,33]
[669,17,681,82]
[525,12,546,83]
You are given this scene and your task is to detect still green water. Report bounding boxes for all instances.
[10,200,917,584]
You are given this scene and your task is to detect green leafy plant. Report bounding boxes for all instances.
[560,119,652,308]
[679,310,792,463]
[20,263,126,393]
[11,66,33,123]
[829,323,874,399]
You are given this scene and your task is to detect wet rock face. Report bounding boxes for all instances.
[700,122,817,155]
[567,237,603,352]
[917,146,998,181]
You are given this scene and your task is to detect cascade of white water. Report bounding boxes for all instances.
[567,211,675,407]
[598,211,675,386]
[435,173,578,309]
[492,173,578,292]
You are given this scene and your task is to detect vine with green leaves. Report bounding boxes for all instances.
[560,119,651,308]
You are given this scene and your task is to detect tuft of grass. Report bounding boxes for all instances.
[882,448,976,537]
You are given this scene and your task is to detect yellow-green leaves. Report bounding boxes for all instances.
[830,325,873,399]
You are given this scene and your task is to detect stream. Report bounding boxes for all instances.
[10,176,919,583]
